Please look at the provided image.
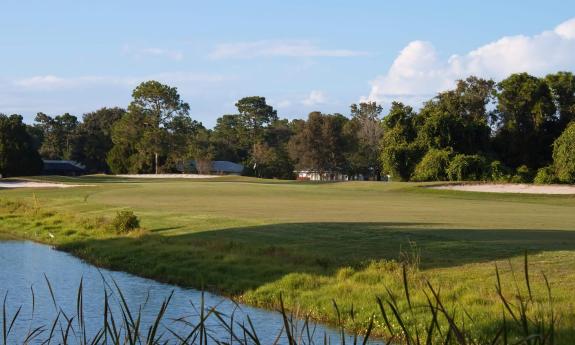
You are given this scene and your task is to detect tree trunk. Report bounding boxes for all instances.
[155,152,158,174]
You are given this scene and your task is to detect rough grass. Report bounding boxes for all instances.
[1,175,575,342]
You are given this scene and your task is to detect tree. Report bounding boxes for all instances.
[381,102,422,181]
[210,114,250,163]
[130,80,190,127]
[545,72,575,130]
[188,127,214,174]
[34,112,79,160]
[552,122,575,183]
[253,119,294,179]
[347,102,384,179]
[108,81,193,174]
[417,77,494,154]
[107,110,148,174]
[75,107,125,172]
[235,97,278,173]
[493,73,557,168]
[417,108,467,151]
[131,80,191,173]
[236,96,278,145]
[0,114,43,177]
[165,114,204,172]
[288,112,349,178]
[350,101,383,144]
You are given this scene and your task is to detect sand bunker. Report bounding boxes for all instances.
[116,174,220,179]
[431,183,575,195]
[0,181,90,189]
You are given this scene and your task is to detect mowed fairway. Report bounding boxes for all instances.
[1,176,575,340]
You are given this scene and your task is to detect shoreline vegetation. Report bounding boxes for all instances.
[1,176,575,343]
[0,252,558,345]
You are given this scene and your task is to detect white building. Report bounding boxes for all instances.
[295,170,364,181]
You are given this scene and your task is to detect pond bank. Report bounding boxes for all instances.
[0,240,363,344]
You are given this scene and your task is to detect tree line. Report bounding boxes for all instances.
[1,72,574,183]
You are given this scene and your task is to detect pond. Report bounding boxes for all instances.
[0,241,372,344]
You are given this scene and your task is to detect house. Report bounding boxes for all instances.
[296,170,358,181]
[296,169,390,181]
[42,160,86,176]
[180,160,244,175]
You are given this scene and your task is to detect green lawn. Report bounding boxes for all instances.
[1,176,574,341]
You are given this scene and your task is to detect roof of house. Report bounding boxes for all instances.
[42,160,86,172]
[192,160,244,173]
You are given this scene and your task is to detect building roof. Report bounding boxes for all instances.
[42,160,86,172]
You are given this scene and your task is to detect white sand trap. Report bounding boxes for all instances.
[0,181,90,189]
[116,174,221,179]
[432,183,575,195]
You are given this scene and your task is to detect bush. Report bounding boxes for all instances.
[534,166,559,184]
[411,148,452,181]
[489,160,512,182]
[511,165,534,183]
[110,210,140,233]
[447,154,488,181]
[553,122,575,183]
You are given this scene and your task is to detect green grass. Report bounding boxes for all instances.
[1,175,575,342]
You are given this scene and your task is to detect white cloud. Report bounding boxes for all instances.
[363,17,575,105]
[302,90,327,106]
[275,99,292,108]
[14,75,133,90]
[123,46,184,61]
[556,18,575,39]
[13,72,229,91]
[0,73,235,123]
[209,40,367,59]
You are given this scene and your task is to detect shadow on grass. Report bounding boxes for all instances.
[60,221,575,295]
[148,225,186,233]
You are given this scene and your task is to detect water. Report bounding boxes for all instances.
[0,241,370,344]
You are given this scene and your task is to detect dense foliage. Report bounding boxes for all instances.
[380,73,575,183]
[411,148,452,181]
[553,122,575,183]
[1,72,574,182]
[0,114,43,177]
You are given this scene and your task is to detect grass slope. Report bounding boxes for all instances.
[1,175,574,341]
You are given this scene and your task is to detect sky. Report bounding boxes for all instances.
[1,0,574,127]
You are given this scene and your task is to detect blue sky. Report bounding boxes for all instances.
[1,1,574,127]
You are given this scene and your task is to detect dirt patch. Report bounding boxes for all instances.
[431,183,575,195]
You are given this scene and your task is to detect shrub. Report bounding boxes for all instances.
[552,122,575,183]
[489,160,512,182]
[411,148,452,181]
[534,166,559,184]
[511,165,534,183]
[110,210,140,233]
[446,154,488,181]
